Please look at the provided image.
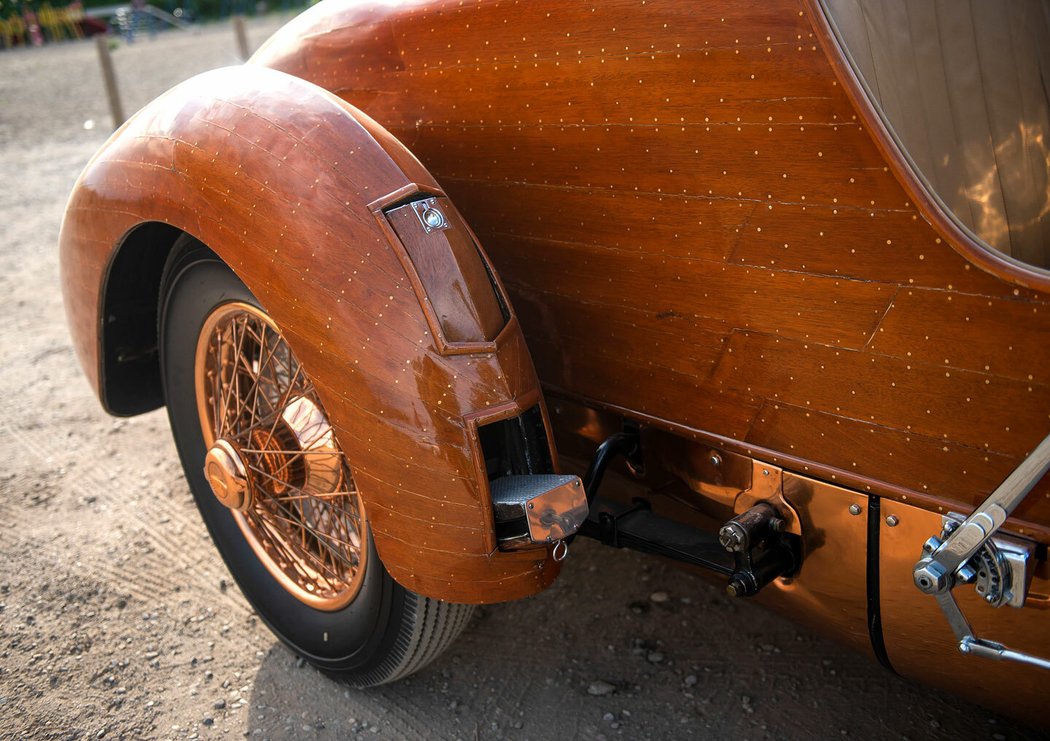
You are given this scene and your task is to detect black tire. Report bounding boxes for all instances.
[158,237,473,685]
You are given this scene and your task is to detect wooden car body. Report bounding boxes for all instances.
[60,0,1050,724]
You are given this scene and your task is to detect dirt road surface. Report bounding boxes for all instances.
[0,17,1041,741]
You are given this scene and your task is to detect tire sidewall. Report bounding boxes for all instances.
[159,246,407,674]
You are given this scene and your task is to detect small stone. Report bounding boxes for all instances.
[602,713,615,722]
[684,674,698,687]
[649,591,670,603]
[587,681,616,697]
[646,651,665,663]
[202,718,214,727]
[214,699,226,710]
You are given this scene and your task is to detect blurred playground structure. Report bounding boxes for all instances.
[0,0,308,47]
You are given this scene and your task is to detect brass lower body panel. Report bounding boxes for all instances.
[755,473,871,658]
[880,500,1050,727]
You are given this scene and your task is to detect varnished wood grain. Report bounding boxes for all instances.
[61,0,1050,715]
[252,0,1050,539]
[60,65,559,603]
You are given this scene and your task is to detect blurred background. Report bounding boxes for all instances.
[0,0,308,47]
[0,8,1044,740]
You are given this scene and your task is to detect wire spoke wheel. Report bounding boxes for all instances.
[163,244,473,684]
[194,301,367,610]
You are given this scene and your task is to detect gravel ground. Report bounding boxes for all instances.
[0,17,1043,741]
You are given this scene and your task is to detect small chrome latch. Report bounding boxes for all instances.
[410,198,449,233]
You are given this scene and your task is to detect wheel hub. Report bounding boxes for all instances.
[204,395,344,512]
[204,438,251,511]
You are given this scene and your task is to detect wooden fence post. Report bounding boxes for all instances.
[95,35,125,130]
[233,15,249,60]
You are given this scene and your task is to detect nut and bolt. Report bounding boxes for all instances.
[718,524,747,552]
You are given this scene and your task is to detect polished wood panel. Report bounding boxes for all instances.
[385,198,506,343]
[253,0,1050,541]
[60,65,559,603]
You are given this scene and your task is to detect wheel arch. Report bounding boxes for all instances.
[96,221,183,416]
[60,64,560,602]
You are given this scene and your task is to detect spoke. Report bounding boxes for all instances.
[218,318,242,435]
[249,511,347,587]
[244,464,362,550]
[230,316,252,433]
[262,510,361,553]
[253,496,362,553]
[256,511,352,582]
[212,328,229,438]
[246,322,282,434]
[201,304,365,606]
[258,362,306,451]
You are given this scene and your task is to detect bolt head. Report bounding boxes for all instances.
[709,453,722,467]
[848,503,863,516]
[913,560,949,594]
[718,524,746,552]
[885,515,899,527]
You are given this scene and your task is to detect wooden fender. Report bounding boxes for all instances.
[60,65,559,603]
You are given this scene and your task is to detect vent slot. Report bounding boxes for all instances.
[478,405,554,481]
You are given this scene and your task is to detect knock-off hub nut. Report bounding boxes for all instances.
[204,438,251,512]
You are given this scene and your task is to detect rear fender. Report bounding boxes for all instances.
[60,65,558,602]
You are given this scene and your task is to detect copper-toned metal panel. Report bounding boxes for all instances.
[880,499,1050,727]
[758,472,871,657]
[598,425,872,658]
[59,65,559,603]
[251,0,1050,542]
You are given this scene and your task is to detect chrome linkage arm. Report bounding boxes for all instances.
[934,591,1050,671]
[912,432,1050,670]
